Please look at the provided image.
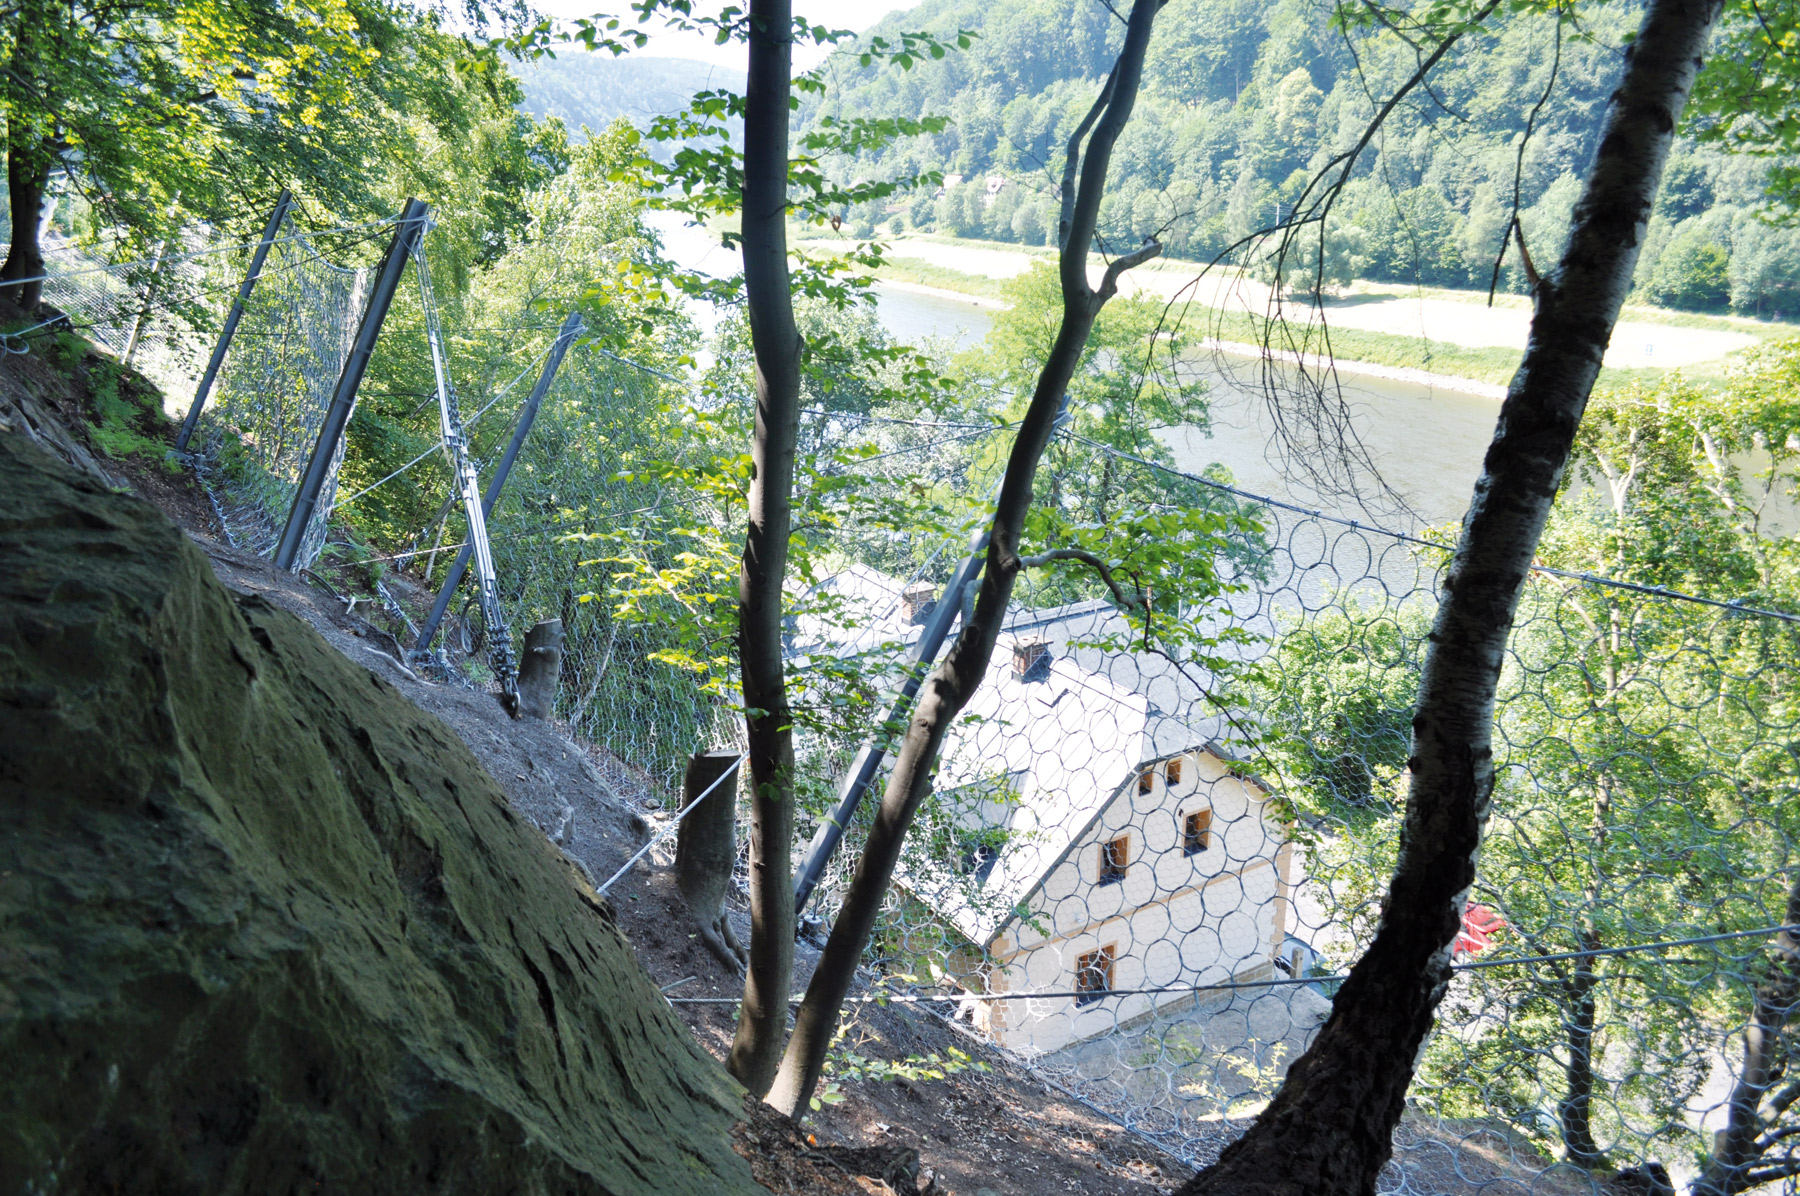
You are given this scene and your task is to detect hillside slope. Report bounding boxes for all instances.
[800,0,1799,314]
[0,431,763,1196]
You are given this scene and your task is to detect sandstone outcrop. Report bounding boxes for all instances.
[0,432,762,1195]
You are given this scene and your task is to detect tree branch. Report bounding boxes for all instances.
[1056,65,1117,259]
[1097,237,1163,299]
[765,0,1167,1120]
[1019,547,1147,614]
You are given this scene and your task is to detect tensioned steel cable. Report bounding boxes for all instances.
[666,923,1800,1005]
[3,216,399,291]
[1072,431,1800,625]
[596,754,747,894]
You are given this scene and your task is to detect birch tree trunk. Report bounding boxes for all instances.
[764,0,1169,1119]
[725,0,803,1098]
[1177,2,1723,1190]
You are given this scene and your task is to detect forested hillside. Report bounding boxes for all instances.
[511,54,745,147]
[801,0,1800,314]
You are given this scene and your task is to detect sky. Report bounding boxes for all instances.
[533,0,914,70]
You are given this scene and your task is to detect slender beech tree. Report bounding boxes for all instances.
[514,1,966,1097]
[764,0,1170,1117]
[1174,0,1725,1191]
[726,0,803,1097]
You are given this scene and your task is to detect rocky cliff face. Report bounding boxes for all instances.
[0,431,763,1195]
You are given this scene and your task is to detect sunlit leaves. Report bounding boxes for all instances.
[1689,0,1800,214]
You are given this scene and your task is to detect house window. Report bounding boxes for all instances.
[1099,835,1129,885]
[1137,770,1154,796]
[1183,809,1213,855]
[1165,758,1183,787]
[1076,945,1116,1006]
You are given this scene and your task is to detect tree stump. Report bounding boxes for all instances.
[675,750,747,972]
[516,619,563,720]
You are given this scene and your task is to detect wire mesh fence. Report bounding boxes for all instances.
[13,190,1800,1193]
[185,223,375,562]
[787,430,1800,1193]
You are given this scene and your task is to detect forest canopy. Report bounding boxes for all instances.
[793,0,1800,315]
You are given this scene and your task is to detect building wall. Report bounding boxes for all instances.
[979,750,1289,1055]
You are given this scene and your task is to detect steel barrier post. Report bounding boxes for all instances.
[414,309,585,650]
[273,198,427,572]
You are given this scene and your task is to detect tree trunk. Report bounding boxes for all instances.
[1690,876,1800,1196]
[764,0,1167,1119]
[1,130,53,311]
[515,619,564,720]
[676,750,749,973]
[1559,939,1605,1168]
[1176,2,1723,1192]
[725,0,802,1098]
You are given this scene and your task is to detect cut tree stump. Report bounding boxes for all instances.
[516,619,563,720]
[675,750,747,973]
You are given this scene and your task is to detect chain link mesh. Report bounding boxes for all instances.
[188,223,373,562]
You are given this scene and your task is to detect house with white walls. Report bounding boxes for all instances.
[891,620,1292,1056]
[792,564,1291,1054]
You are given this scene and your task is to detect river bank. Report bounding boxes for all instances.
[808,230,1795,389]
[1198,337,1508,401]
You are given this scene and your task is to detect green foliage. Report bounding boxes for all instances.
[1257,601,1430,815]
[1273,351,1800,1166]
[1642,221,1734,311]
[1,0,378,255]
[1688,0,1800,215]
[811,971,988,1110]
[597,298,972,745]
[785,0,1799,310]
[35,332,175,465]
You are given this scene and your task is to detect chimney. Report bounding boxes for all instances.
[902,582,937,626]
[1012,638,1051,682]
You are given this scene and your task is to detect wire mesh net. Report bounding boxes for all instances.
[351,313,1800,1190]
[787,432,1800,1193]
[16,187,1800,1191]
[187,223,373,562]
[339,310,742,798]
[25,231,233,402]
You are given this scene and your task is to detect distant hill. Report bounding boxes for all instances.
[510,53,745,148]
[800,0,1800,316]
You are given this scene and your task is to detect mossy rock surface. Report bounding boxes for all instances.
[0,432,761,1195]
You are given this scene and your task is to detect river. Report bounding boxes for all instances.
[872,278,1503,529]
[652,214,1500,530]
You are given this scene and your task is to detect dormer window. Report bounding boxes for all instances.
[1012,638,1051,682]
[958,832,1005,884]
[902,582,937,625]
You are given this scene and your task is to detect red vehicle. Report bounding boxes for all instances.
[1455,903,1507,956]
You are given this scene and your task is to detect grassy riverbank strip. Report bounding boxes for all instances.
[864,245,1530,392]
